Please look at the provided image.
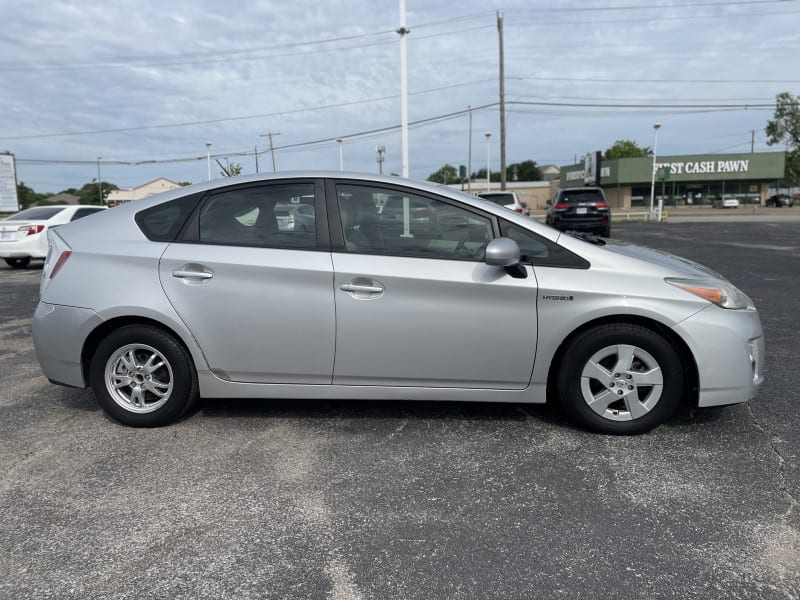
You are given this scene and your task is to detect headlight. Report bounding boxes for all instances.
[665,277,754,310]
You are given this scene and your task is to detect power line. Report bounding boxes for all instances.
[518,75,800,84]
[0,78,497,141]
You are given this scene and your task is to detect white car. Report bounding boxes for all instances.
[0,205,106,268]
[713,195,740,209]
[476,192,530,216]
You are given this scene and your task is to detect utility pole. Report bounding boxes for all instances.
[260,132,280,172]
[467,106,473,194]
[497,11,507,191]
[254,145,259,173]
[205,142,212,181]
[96,157,102,205]
[751,129,755,154]
[398,0,410,178]
[376,146,386,174]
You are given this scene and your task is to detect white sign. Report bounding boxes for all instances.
[0,153,20,213]
[566,167,610,182]
[655,159,750,176]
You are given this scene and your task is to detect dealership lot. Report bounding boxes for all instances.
[1,222,798,599]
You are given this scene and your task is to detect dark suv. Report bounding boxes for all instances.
[546,187,611,237]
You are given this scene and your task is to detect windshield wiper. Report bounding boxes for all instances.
[567,231,606,245]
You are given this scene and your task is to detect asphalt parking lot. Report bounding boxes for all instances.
[1,221,798,599]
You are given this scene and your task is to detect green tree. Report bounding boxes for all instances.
[604,140,651,159]
[471,161,542,183]
[16,182,50,209]
[74,181,118,205]
[219,161,243,177]
[766,91,800,184]
[427,164,459,184]
[506,160,542,181]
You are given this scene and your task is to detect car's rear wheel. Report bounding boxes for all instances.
[5,257,31,269]
[90,325,198,427]
[556,323,684,434]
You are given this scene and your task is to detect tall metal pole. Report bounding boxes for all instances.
[497,11,507,191]
[205,142,212,181]
[96,157,102,205]
[649,123,662,220]
[337,138,343,171]
[485,132,491,192]
[376,146,386,174]
[398,0,410,178]
[467,106,473,194]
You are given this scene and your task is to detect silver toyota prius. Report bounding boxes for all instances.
[32,173,764,434]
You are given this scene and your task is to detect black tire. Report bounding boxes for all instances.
[599,225,611,238]
[90,325,198,427]
[5,257,31,269]
[556,323,684,435]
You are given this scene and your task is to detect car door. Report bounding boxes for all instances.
[159,179,336,384]
[328,180,538,389]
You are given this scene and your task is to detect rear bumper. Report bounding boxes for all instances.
[552,216,608,231]
[0,234,48,259]
[672,305,764,407]
[32,302,103,388]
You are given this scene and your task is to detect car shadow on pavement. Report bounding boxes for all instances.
[190,396,727,433]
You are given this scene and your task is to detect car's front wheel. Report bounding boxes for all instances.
[556,323,684,434]
[4,257,31,269]
[90,325,198,426]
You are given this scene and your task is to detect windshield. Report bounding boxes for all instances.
[6,206,67,221]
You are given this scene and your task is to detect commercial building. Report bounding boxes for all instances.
[559,151,786,209]
[106,177,184,205]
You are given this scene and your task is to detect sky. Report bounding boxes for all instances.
[1,0,798,194]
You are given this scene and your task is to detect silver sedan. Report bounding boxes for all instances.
[32,173,764,434]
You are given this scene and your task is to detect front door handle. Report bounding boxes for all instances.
[339,282,384,294]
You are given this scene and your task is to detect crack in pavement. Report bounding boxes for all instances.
[747,404,798,521]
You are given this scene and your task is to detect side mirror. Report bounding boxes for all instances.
[484,237,521,267]
[545,199,553,207]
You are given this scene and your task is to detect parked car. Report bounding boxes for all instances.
[275,202,315,232]
[765,194,794,208]
[32,173,764,435]
[545,187,611,237]
[0,204,107,268]
[476,192,530,216]
[712,195,740,209]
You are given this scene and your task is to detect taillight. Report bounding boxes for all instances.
[514,207,523,213]
[19,224,45,236]
[49,250,72,279]
[595,202,609,209]
[554,203,569,210]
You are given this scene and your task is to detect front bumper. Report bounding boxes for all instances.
[32,302,104,388]
[672,305,765,407]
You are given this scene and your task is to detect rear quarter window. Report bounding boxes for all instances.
[135,194,200,242]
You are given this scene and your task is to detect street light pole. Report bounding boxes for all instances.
[205,142,212,181]
[96,157,102,205]
[485,132,492,192]
[649,123,661,220]
[467,106,473,194]
[336,138,343,171]
[398,0,410,178]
